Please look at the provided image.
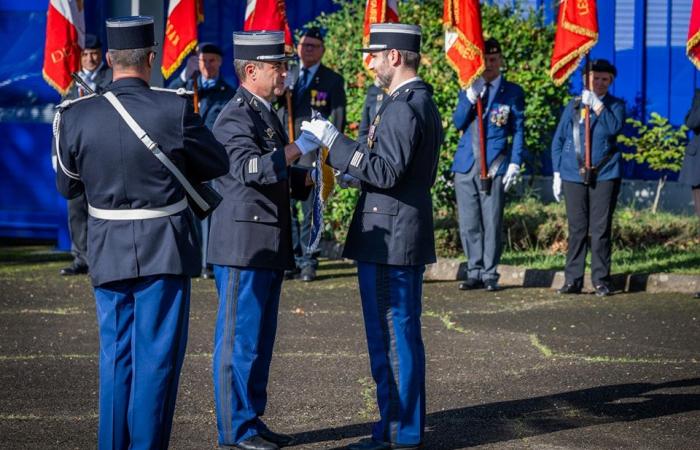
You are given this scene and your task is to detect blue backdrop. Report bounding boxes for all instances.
[0,0,697,245]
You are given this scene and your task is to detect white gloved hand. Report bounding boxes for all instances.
[338,173,361,189]
[502,163,520,192]
[466,76,486,104]
[301,118,340,149]
[294,130,321,155]
[581,89,603,113]
[552,172,562,202]
[182,55,198,81]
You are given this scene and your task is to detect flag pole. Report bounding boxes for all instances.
[476,96,491,193]
[286,89,295,143]
[584,55,591,172]
[192,76,200,114]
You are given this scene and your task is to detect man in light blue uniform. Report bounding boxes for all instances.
[208,31,318,450]
[451,38,525,292]
[54,16,229,449]
[303,23,443,450]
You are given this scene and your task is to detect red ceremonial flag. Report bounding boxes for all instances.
[550,0,599,86]
[161,0,204,79]
[443,0,485,88]
[688,0,700,69]
[244,0,293,50]
[362,0,399,67]
[43,0,85,96]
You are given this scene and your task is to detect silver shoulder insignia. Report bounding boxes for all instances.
[150,86,193,96]
[56,93,97,110]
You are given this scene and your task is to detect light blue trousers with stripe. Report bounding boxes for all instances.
[94,275,190,450]
[357,262,426,446]
[212,265,283,445]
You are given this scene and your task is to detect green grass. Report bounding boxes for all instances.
[501,245,700,274]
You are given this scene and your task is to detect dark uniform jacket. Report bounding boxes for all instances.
[358,83,385,141]
[679,89,700,188]
[208,87,311,270]
[551,93,626,183]
[54,78,229,286]
[278,64,346,167]
[451,77,525,176]
[168,75,235,129]
[326,79,444,266]
[64,63,112,99]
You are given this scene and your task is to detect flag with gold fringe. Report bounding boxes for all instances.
[443,0,485,88]
[550,0,598,86]
[363,0,399,68]
[244,0,293,50]
[43,0,85,96]
[161,0,203,79]
[307,145,335,254]
[688,0,700,69]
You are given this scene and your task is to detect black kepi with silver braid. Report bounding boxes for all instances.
[106,16,155,50]
[360,23,421,53]
[233,31,294,62]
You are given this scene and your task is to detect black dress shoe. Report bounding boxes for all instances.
[595,284,612,297]
[59,261,88,276]
[258,429,294,447]
[233,435,278,450]
[202,267,215,280]
[284,268,300,280]
[557,283,582,294]
[458,278,484,290]
[484,279,500,292]
[300,266,316,282]
[694,292,700,299]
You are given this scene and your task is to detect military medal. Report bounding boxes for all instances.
[367,114,380,149]
[265,127,275,139]
[310,89,318,107]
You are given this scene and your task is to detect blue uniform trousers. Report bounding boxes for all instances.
[94,275,191,450]
[357,262,426,446]
[212,265,283,445]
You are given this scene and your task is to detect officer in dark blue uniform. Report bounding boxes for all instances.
[208,31,318,450]
[53,16,229,449]
[551,59,625,297]
[302,23,443,450]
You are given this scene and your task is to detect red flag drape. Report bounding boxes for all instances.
[161,0,203,79]
[550,0,598,86]
[443,0,485,88]
[244,0,293,50]
[43,0,85,95]
[363,0,399,68]
[688,0,700,69]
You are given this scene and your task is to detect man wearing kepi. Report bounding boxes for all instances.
[53,16,228,449]
[208,31,318,450]
[451,38,525,292]
[302,23,443,450]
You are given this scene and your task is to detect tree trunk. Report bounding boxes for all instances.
[651,175,667,214]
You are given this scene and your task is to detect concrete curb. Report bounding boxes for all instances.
[319,242,700,294]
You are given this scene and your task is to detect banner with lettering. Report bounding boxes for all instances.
[42,0,85,95]
[363,0,399,68]
[689,0,700,69]
[443,0,485,88]
[161,0,203,79]
[244,0,293,50]
[550,0,598,85]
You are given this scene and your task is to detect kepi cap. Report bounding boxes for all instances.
[233,31,293,62]
[360,23,421,53]
[106,16,155,50]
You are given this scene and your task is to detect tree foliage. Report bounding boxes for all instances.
[618,112,688,173]
[312,0,569,242]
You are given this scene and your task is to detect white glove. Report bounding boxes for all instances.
[466,76,486,104]
[338,173,361,189]
[502,163,520,192]
[581,89,603,113]
[552,172,562,202]
[301,118,340,149]
[294,130,321,155]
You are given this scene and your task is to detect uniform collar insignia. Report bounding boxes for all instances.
[265,127,275,138]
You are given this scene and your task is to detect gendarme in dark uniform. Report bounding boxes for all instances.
[208,31,316,450]
[54,16,228,449]
[302,23,444,450]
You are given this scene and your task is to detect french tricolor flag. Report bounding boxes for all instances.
[43,0,85,95]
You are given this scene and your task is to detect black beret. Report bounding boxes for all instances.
[485,38,501,55]
[198,42,223,56]
[300,27,324,42]
[84,34,102,49]
[588,59,617,77]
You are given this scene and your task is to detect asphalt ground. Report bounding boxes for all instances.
[1,251,699,449]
